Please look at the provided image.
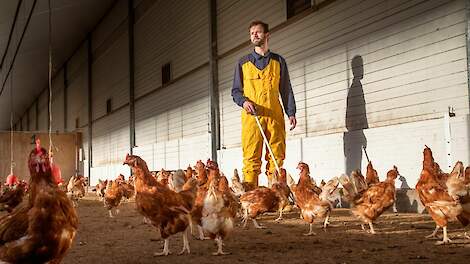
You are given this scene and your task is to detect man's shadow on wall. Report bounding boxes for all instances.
[343,55,368,175]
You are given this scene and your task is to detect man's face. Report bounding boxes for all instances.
[250,25,268,47]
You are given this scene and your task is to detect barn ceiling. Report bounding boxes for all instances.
[0,0,117,130]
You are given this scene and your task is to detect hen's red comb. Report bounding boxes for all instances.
[35,138,41,151]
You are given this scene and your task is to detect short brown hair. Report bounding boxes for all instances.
[249,20,269,33]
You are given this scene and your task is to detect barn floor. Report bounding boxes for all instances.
[63,198,470,264]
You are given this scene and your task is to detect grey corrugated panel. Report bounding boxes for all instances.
[134,0,209,98]
[92,106,130,166]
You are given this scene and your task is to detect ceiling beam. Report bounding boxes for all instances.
[0,0,37,98]
[0,0,23,69]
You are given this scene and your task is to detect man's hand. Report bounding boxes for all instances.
[289,116,297,131]
[243,101,257,115]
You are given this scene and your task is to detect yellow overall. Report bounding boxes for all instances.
[241,59,286,187]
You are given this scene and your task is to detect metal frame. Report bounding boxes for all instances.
[208,0,220,162]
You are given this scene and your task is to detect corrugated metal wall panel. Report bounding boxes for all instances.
[67,72,88,130]
[28,103,36,131]
[68,44,88,83]
[135,67,209,144]
[134,66,210,168]
[219,0,468,150]
[92,31,129,119]
[271,0,468,135]
[51,70,65,131]
[179,134,211,168]
[217,0,285,55]
[21,115,27,131]
[133,144,155,170]
[67,43,88,130]
[79,125,89,164]
[91,0,128,52]
[134,0,209,98]
[37,92,48,131]
[92,107,130,166]
[218,115,469,188]
[218,49,246,148]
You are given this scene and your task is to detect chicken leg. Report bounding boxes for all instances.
[197,225,209,240]
[425,226,440,239]
[154,239,171,256]
[252,218,266,229]
[368,222,376,234]
[178,229,191,255]
[323,213,330,230]
[212,236,230,256]
[242,208,249,228]
[303,223,316,236]
[274,208,284,222]
[435,226,452,245]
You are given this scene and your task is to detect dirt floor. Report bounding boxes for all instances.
[62,197,470,264]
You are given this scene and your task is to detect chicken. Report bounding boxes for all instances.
[366,161,380,186]
[201,161,236,255]
[169,169,187,192]
[156,169,172,187]
[66,175,87,207]
[290,162,339,235]
[185,165,194,181]
[230,169,246,197]
[104,180,123,218]
[94,179,108,200]
[124,154,197,256]
[416,146,463,244]
[231,168,255,195]
[270,168,291,221]
[114,174,134,200]
[310,179,323,196]
[465,166,470,184]
[0,141,78,263]
[191,160,211,240]
[218,176,241,219]
[351,169,368,194]
[0,180,28,213]
[445,161,470,240]
[340,165,398,234]
[239,168,290,229]
[119,180,135,200]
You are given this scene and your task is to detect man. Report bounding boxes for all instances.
[232,20,296,187]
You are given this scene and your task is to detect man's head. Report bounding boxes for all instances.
[249,20,269,47]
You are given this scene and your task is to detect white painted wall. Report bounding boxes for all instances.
[218,0,469,186]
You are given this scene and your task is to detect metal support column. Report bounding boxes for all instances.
[128,0,136,155]
[208,0,220,162]
[87,35,93,184]
[64,62,68,131]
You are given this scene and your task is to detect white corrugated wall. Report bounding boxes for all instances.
[133,0,211,170]
[91,107,130,184]
[89,0,130,184]
[217,0,469,186]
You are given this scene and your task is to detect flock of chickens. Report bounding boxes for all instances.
[0,143,469,262]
